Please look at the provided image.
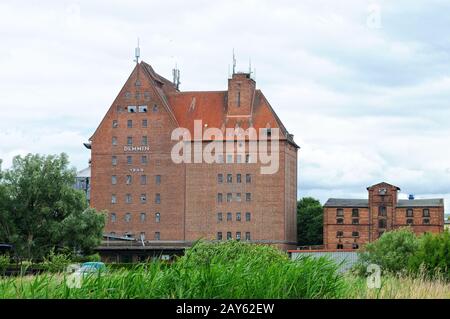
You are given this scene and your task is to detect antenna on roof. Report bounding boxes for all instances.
[172,63,180,90]
[248,58,252,74]
[134,38,140,63]
[232,49,236,74]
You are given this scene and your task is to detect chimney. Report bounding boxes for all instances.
[227,72,255,116]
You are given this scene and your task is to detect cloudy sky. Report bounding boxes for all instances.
[1,1,450,213]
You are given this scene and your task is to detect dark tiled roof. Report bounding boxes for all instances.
[397,199,444,207]
[324,198,369,207]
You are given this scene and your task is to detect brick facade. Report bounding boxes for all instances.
[323,182,445,250]
[88,61,299,255]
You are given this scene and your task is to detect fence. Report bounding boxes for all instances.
[290,250,359,272]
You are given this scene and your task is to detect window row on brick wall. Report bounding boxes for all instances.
[217,212,251,222]
[110,212,161,223]
[112,155,149,165]
[112,116,157,129]
[111,174,161,185]
[335,207,432,217]
[217,173,252,184]
[112,136,149,146]
[111,193,161,204]
[217,192,252,203]
[336,231,360,238]
[217,232,251,241]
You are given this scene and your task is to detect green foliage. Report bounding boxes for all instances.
[0,241,348,299]
[355,228,419,275]
[42,250,72,273]
[297,197,323,245]
[409,232,450,280]
[0,153,105,260]
[0,254,10,274]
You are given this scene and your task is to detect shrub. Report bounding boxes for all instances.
[409,232,450,280]
[0,254,10,274]
[42,250,72,273]
[355,228,419,275]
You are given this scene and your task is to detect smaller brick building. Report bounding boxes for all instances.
[323,182,445,250]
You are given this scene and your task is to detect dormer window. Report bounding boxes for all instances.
[138,105,148,113]
[127,105,137,113]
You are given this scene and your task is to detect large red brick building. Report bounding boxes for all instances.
[323,182,445,250]
[87,60,298,261]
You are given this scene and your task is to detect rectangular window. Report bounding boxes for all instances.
[127,136,133,145]
[217,154,224,163]
[352,218,359,225]
[336,231,343,238]
[227,193,232,202]
[126,175,132,185]
[217,174,223,183]
[236,212,241,221]
[379,219,387,228]
[236,155,242,163]
[237,91,241,107]
[217,232,223,240]
[245,232,251,241]
[138,105,148,113]
[111,194,117,204]
[245,212,251,222]
[111,213,116,223]
[152,104,158,112]
[155,213,160,223]
[379,206,387,216]
[112,120,118,128]
[127,156,132,165]
[217,193,223,203]
[155,232,160,240]
[227,174,232,183]
[217,212,223,222]
[423,209,430,217]
[112,156,117,166]
[140,175,147,185]
[352,231,359,238]
[337,209,344,217]
[236,232,241,240]
[125,213,131,223]
[142,119,148,128]
[140,213,146,222]
[246,174,251,183]
[227,232,232,240]
[406,218,414,225]
[112,137,117,146]
[141,136,148,146]
[140,194,147,203]
[111,175,117,185]
[336,218,344,224]
[226,155,233,163]
[127,120,133,128]
[155,175,161,185]
[155,193,161,204]
[337,244,344,250]
[352,209,359,217]
[423,218,430,225]
[246,193,251,202]
[237,174,242,183]
[127,105,137,113]
[141,155,148,164]
[236,193,241,202]
[407,209,414,217]
[227,212,232,221]
[125,194,132,204]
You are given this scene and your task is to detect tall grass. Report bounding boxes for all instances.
[0,241,347,299]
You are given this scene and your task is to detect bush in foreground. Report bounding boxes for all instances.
[0,241,347,299]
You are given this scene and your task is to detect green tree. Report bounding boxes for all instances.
[0,153,105,260]
[297,197,323,246]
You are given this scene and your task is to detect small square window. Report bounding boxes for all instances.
[423,209,430,217]
[142,119,148,128]
[112,137,118,146]
[352,231,359,237]
[336,218,344,224]
[337,209,344,217]
[352,209,359,217]
[140,175,147,185]
[337,244,344,250]
[352,218,359,225]
[127,120,133,128]
[138,105,148,113]
[336,231,343,238]
[127,105,137,113]
[226,155,233,163]
[406,209,414,217]
[406,218,414,225]
[141,136,148,146]
[423,218,430,225]
[352,243,359,250]
[217,155,224,163]
[113,120,118,128]
[127,136,133,145]
[125,194,132,204]
[236,155,242,163]
[141,155,148,164]
[152,104,158,112]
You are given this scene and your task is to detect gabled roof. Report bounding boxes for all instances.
[367,182,401,191]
